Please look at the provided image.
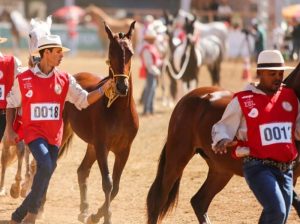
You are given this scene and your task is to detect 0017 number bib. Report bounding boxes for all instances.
[30,103,60,121]
[0,84,4,100]
[259,122,292,146]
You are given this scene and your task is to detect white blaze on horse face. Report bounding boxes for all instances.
[28,16,52,54]
[201,90,232,102]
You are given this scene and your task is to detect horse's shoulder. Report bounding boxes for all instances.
[73,72,103,90]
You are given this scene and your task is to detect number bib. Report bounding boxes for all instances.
[0,84,4,100]
[259,122,292,146]
[30,103,60,121]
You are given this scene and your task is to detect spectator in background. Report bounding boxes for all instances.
[251,19,266,61]
[0,35,22,143]
[66,10,80,57]
[291,18,300,61]
[136,14,155,55]
[272,22,285,51]
[217,0,233,23]
[208,0,219,21]
[139,28,162,116]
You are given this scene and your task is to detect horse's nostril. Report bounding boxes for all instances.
[116,82,129,96]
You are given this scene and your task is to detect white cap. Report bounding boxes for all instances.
[32,35,70,55]
[257,50,294,70]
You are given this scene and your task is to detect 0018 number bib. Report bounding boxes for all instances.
[30,103,60,121]
[0,84,4,100]
[259,122,292,146]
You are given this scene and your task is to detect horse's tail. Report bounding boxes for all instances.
[58,114,74,159]
[147,143,181,224]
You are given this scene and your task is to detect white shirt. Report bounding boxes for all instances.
[211,83,300,148]
[6,64,90,110]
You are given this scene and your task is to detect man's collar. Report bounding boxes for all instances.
[32,64,57,77]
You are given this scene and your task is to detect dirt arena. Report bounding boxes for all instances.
[0,51,300,224]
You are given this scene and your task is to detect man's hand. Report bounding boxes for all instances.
[213,138,237,154]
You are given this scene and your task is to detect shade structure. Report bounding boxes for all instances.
[52,5,85,21]
[282,4,300,20]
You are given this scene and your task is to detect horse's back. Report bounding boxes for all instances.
[168,86,232,148]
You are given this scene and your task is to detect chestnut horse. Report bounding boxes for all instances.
[59,21,138,224]
[146,62,300,223]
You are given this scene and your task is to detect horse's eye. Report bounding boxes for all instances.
[29,34,32,38]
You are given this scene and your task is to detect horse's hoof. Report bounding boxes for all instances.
[10,183,20,199]
[20,187,28,198]
[78,213,88,223]
[86,216,97,224]
[0,187,7,196]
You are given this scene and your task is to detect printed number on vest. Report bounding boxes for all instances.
[259,122,292,146]
[0,85,4,100]
[30,103,60,120]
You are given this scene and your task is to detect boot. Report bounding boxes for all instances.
[22,212,37,224]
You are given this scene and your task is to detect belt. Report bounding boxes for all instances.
[0,109,5,115]
[243,156,295,172]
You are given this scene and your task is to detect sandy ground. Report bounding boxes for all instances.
[0,51,300,224]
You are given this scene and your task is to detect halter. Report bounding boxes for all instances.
[104,59,131,108]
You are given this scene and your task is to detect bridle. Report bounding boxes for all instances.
[104,59,131,108]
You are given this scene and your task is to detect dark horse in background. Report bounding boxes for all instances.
[146,62,300,223]
[164,14,223,102]
[58,22,138,224]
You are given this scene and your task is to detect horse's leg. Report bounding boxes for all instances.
[293,162,300,217]
[10,140,25,198]
[86,144,112,224]
[0,139,17,196]
[21,145,32,198]
[191,168,233,223]
[89,147,130,224]
[77,144,96,223]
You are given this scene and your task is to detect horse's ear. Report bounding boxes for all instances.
[125,21,135,39]
[104,21,114,40]
[46,15,52,28]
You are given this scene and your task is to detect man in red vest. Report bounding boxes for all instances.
[6,34,112,224]
[212,50,299,223]
[0,35,22,143]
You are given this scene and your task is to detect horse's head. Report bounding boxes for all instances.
[28,16,52,61]
[104,21,135,97]
[183,16,196,36]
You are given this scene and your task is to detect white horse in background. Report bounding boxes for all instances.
[0,16,52,199]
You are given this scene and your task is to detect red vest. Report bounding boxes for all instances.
[236,87,298,162]
[0,55,15,108]
[139,44,161,79]
[18,70,69,146]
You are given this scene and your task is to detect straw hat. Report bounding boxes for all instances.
[32,35,70,55]
[256,50,294,71]
[0,36,8,44]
